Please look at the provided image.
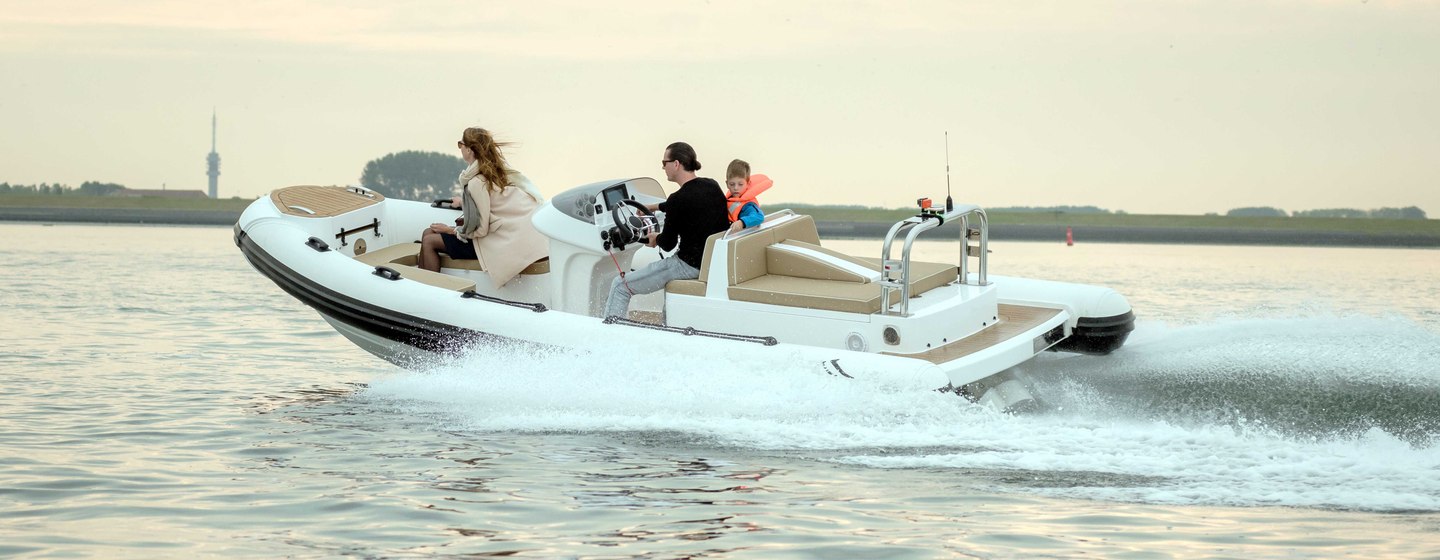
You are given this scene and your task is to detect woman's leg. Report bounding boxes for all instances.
[417,228,438,269]
[419,232,446,272]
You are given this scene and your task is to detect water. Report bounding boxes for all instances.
[2,222,1439,558]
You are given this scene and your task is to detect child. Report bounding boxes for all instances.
[725,159,773,234]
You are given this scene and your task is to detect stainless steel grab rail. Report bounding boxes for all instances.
[878,205,989,316]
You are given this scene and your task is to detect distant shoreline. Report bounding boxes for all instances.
[0,206,241,226]
[4,206,1438,248]
[817,221,1440,248]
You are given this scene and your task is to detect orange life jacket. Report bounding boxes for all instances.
[726,174,773,223]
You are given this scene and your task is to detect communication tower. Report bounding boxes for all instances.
[207,110,221,198]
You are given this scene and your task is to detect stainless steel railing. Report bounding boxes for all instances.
[878,205,989,316]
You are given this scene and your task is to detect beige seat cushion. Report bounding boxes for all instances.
[665,213,955,312]
[687,214,825,288]
[439,254,484,270]
[728,250,954,314]
[380,264,477,292]
[725,215,823,285]
[766,240,881,283]
[665,279,706,296]
[770,214,821,245]
[356,243,548,275]
[355,242,420,267]
[729,275,900,315]
[696,230,728,282]
[908,261,958,295]
[683,214,814,294]
[670,230,727,296]
[441,255,551,275]
[857,257,958,296]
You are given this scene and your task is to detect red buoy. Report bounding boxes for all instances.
[1066,226,1074,246]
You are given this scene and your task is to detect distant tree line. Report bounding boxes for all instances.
[1225,206,1288,217]
[989,205,1117,215]
[0,181,127,196]
[786,203,1120,214]
[784,203,883,211]
[1293,206,1427,219]
[358,151,466,200]
[1227,206,1427,219]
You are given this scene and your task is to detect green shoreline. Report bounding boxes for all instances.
[3,198,1438,248]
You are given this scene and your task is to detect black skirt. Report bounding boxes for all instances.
[440,233,477,259]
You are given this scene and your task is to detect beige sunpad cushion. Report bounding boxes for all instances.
[728,275,901,315]
[857,257,958,295]
[766,240,881,283]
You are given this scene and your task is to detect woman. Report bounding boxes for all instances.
[419,127,549,288]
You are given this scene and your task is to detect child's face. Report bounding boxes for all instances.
[726,177,746,196]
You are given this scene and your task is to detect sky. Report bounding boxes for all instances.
[1,0,1436,215]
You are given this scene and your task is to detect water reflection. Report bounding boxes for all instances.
[570,456,765,509]
[247,384,366,416]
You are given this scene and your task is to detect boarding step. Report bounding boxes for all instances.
[882,304,1062,364]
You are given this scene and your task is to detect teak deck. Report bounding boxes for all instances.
[270,186,385,218]
[886,304,1061,364]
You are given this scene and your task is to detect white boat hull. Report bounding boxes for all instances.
[236,183,1133,412]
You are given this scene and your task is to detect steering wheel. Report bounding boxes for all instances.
[609,199,659,248]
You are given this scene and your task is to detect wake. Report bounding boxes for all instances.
[357,312,1440,511]
[1028,314,1440,446]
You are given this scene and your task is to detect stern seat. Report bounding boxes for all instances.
[352,242,547,292]
[666,214,957,314]
[354,242,550,274]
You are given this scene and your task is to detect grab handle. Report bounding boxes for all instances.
[372,266,402,281]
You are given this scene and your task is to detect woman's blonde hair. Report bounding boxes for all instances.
[726,159,751,181]
[460,127,511,191]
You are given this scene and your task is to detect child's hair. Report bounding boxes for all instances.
[726,159,751,180]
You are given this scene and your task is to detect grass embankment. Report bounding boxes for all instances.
[3,194,1435,237]
[0,194,255,211]
[777,203,1440,236]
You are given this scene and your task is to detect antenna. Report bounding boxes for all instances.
[944,131,954,212]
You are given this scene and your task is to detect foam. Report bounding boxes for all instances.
[363,336,998,448]
[359,313,1440,512]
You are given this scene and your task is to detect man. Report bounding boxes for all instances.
[603,141,730,319]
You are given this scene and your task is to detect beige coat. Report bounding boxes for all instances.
[457,170,549,288]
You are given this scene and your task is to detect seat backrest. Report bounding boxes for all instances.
[722,214,826,285]
[696,230,727,283]
[771,214,821,245]
[766,240,881,283]
[729,230,772,285]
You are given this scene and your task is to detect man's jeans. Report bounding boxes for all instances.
[604,256,699,319]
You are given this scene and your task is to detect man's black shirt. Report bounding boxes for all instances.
[656,177,730,269]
